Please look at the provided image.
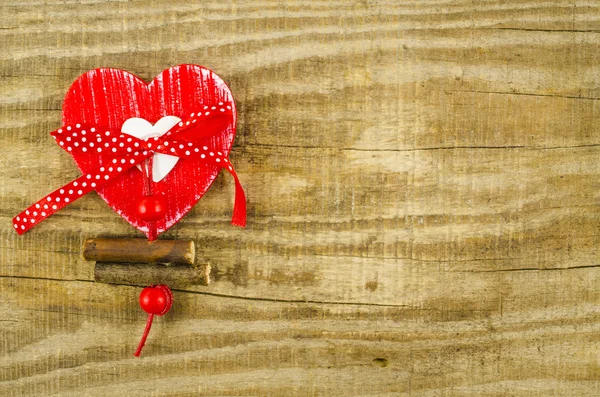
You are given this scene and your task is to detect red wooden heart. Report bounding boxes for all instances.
[61,65,237,239]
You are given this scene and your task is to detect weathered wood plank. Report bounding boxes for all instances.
[0,278,599,396]
[1,0,600,395]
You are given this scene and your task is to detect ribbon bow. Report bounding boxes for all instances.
[12,105,246,236]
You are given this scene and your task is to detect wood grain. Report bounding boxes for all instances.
[1,0,600,395]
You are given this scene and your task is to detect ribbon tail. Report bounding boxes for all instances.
[223,163,246,227]
[12,174,97,235]
[13,156,143,235]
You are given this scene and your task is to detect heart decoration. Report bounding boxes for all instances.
[13,65,246,240]
[121,116,183,183]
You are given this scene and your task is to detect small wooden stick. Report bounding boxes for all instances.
[94,262,210,287]
[83,238,195,265]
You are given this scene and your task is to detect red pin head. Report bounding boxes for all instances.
[139,284,172,314]
[134,284,173,357]
[136,195,167,222]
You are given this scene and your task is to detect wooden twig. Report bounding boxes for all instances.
[94,262,210,287]
[83,238,195,265]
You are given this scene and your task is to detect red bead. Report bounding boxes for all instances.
[135,284,173,356]
[139,284,173,315]
[136,195,166,221]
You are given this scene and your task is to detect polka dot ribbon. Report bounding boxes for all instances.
[12,106,246,235]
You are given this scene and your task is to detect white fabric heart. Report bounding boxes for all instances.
[121,116,181,182]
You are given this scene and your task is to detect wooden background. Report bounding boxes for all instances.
[1,0,600,395]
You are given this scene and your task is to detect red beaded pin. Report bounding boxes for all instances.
[137,195,167,221]
[134,284,173,357]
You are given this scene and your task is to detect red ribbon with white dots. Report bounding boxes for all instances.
[12,107,246,235]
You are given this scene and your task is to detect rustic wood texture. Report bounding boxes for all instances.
[83,238,195,265]
[1,0,600,395]
[95,262,210,287]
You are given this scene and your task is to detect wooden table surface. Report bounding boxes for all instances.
[2,1,600,396]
